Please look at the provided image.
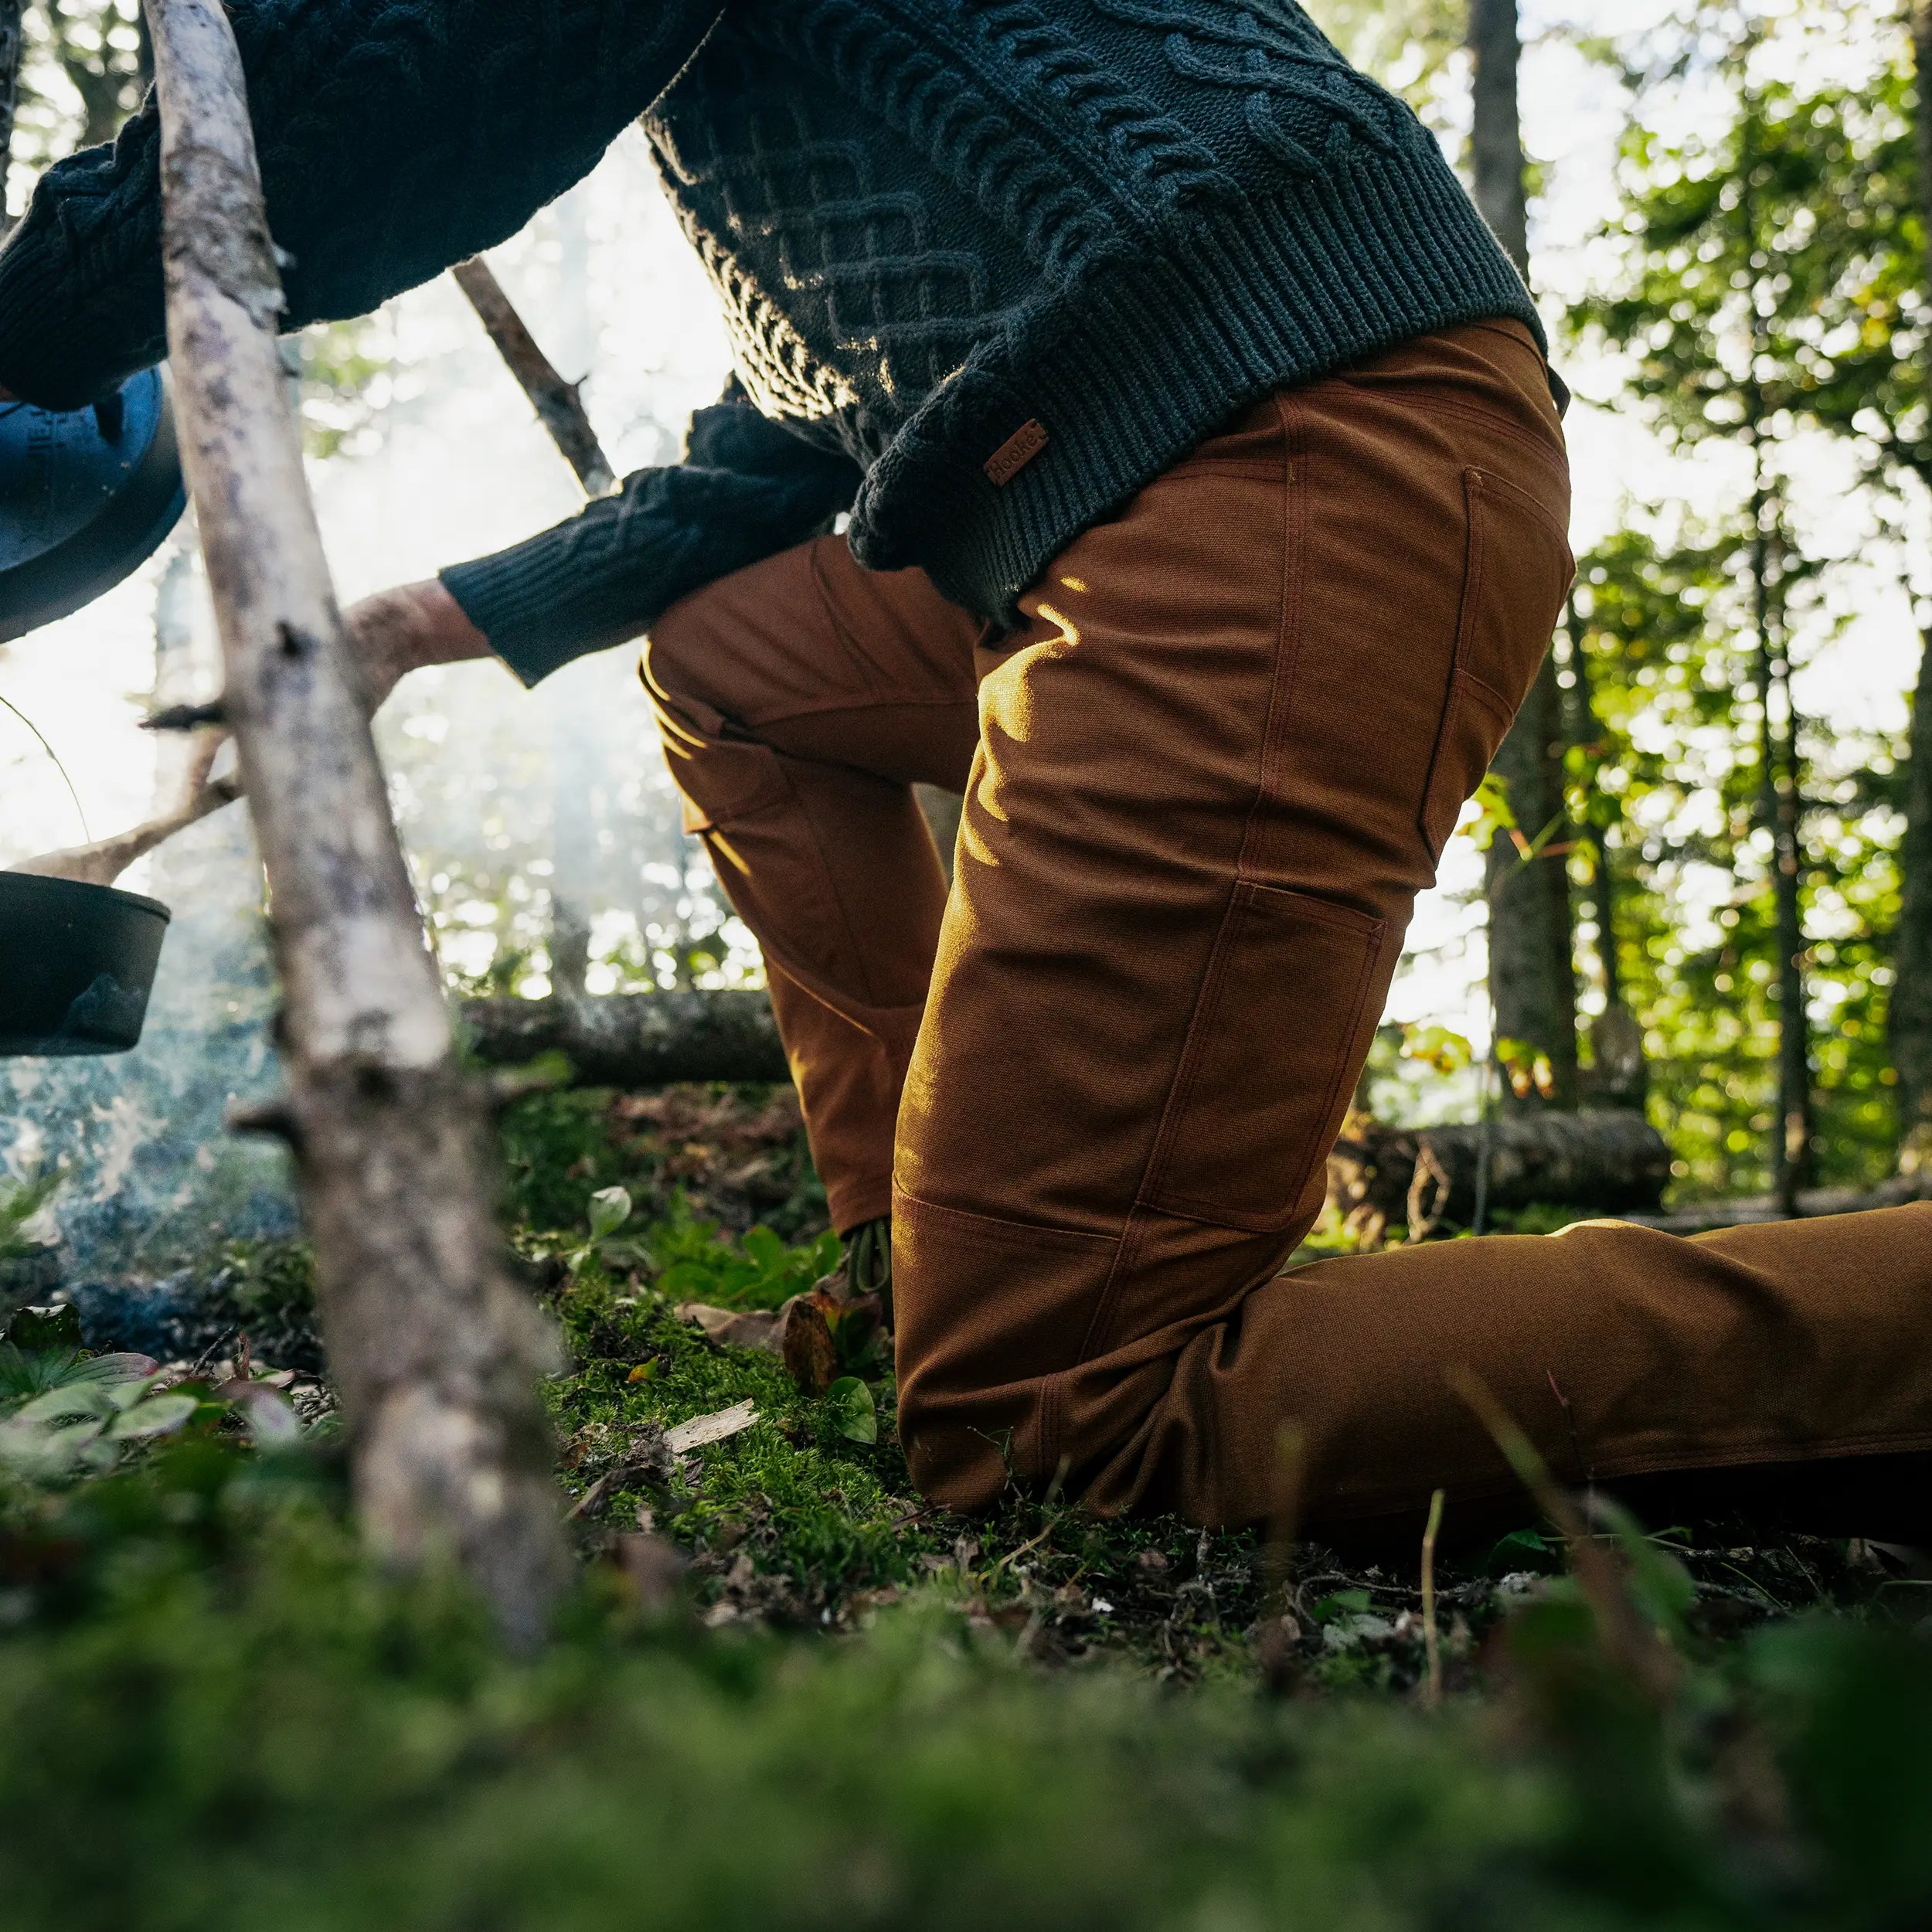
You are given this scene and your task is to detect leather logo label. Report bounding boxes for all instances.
[984,418,1049,486]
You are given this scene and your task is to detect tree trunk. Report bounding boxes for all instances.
[1468,0,1529,276]
[1896,3,1932,1175]
[1484,653,1580,1109]
[0,0,24,224]
[1328,1111,1672,1243]
[1567,600,1648,1108]
[144,0,563,1646]
[463,990,791,1087]
[1896,626,1932,1172]
[1468,0,1575,1111]
[1770,651,1814,1206]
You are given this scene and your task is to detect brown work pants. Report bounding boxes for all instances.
[645,320,1932,1534]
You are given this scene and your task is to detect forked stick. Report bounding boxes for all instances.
[14,729,239,888]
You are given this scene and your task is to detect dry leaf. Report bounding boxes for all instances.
[779,1294,837,1395]
[676,1302,781,1354]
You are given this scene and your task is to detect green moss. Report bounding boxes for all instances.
[9,1088,1927,1926]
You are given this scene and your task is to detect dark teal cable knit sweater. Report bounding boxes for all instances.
[0,0,1543,685]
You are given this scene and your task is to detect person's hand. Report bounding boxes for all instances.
[342,579,490,715]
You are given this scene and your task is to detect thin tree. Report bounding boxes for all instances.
[1468,0,1581,1111]
[1896,0,1932,1169]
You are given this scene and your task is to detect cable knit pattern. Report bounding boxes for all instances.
[0,0,1543,665]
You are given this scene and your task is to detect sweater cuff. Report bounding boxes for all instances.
[439,534,632,689]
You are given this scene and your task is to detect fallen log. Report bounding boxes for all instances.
[1618,1175,1932,1235]
[1328,1111,1673,1243]
[461,990,790,1086]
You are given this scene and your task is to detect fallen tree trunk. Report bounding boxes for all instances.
[146,0,563,1646]
[1328,1111,1673,1243]
[461,990,790,1086]
[1619,1174,1932,1235]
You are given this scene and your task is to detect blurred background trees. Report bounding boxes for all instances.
[1317,0,1931,1202]
[2,0,1929,1243]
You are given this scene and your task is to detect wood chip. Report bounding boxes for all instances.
[665,1399,760,1456]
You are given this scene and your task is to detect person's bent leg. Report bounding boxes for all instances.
[1138,1201,1932,1533]
[644,536,981,1233]
[892,320,1932,1530]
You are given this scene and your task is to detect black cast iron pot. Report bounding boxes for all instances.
[0,871,171,1056]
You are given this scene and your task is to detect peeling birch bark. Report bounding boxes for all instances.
[143,0,564,1645]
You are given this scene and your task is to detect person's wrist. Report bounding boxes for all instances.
[345,579,490,713]
[409,578,490,667]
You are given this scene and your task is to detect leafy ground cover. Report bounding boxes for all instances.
[2,1084,1930,1930]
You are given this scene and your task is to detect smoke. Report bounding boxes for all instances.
[0,145,746,1292]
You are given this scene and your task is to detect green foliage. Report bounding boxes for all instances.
[824,1376,879,1446]
[5,1112,1932,1929]
[1564,9,1917,1193]
[650,1216,843,1311]
[3,1386,1932,1928]
[296,315,404,459]
[0,1171,60,1265]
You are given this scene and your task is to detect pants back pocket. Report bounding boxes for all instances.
[1419,466,1575,863]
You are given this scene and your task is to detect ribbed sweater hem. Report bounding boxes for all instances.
[854,155,1544,624]
[440,550,624,687]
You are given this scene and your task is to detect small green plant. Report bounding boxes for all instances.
[0,1169,61,1264]
[652,1218,842,1311]
[823,1375,877,1446]
[0,1349,199,1484]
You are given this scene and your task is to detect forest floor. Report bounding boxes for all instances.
[3,1083,1931,1929]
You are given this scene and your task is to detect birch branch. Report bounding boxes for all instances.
[452,255,616,497]
[144,0,564,1645]
[14,726,236,887]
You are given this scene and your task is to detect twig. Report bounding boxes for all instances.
[0,690,92,845]
[14,771,241,888]
[142,699,230,733]
[452,256,616,498]
[1260,1423,1306,1612]
[1420,1487,1446,1709]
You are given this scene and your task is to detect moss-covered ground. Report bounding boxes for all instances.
[2,1083,1930,1930]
